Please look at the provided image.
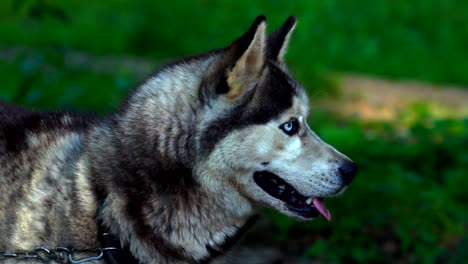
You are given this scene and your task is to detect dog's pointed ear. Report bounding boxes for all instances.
[268,16,297,62]
[224,15,267,100]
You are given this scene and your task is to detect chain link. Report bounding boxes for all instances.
[0,247,117,263]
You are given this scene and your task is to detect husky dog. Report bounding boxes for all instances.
[0,15,357,264]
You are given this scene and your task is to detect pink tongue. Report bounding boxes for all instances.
[312,197,331,222]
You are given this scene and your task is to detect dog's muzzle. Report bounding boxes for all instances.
[253,171,331,221]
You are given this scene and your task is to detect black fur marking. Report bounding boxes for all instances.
[0,101,95,152]
[199,216,258,264]
[111,149,198,261]
[200,61,297,157]
[215,77,230,95]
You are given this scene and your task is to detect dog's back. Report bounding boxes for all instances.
[0,102,100,251]
[0,101,94,158]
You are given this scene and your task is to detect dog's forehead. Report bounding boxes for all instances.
[266,62,310,116]
[289,75,309,114]
[276,94,309,121]
[293,94,310,116]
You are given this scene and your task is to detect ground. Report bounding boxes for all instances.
[318,74,468,121]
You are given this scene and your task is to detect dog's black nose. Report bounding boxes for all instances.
[339,162,357,185]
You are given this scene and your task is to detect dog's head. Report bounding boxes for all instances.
[194,16,357,221]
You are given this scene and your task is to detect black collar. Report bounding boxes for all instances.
[97,221,141,264]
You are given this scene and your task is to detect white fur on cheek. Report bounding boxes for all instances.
[282,137,302,161]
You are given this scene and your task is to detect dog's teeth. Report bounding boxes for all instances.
[306,198,312,205]
[279,185,285,190]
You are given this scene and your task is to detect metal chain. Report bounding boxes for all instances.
[0,247,117,263]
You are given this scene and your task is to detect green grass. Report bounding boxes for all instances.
[0,49,136,111]
[1,0,468,87]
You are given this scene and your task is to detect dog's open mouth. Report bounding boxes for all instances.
[253,171,331,221]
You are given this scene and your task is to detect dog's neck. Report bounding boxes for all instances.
[88,147,255,264]
[86,57,256,263]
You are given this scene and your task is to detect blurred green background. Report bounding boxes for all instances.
[1,0,467,263]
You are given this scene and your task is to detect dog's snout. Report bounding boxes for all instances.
[339,162,357,185]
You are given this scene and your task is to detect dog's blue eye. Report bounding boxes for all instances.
[280,119,299,136]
